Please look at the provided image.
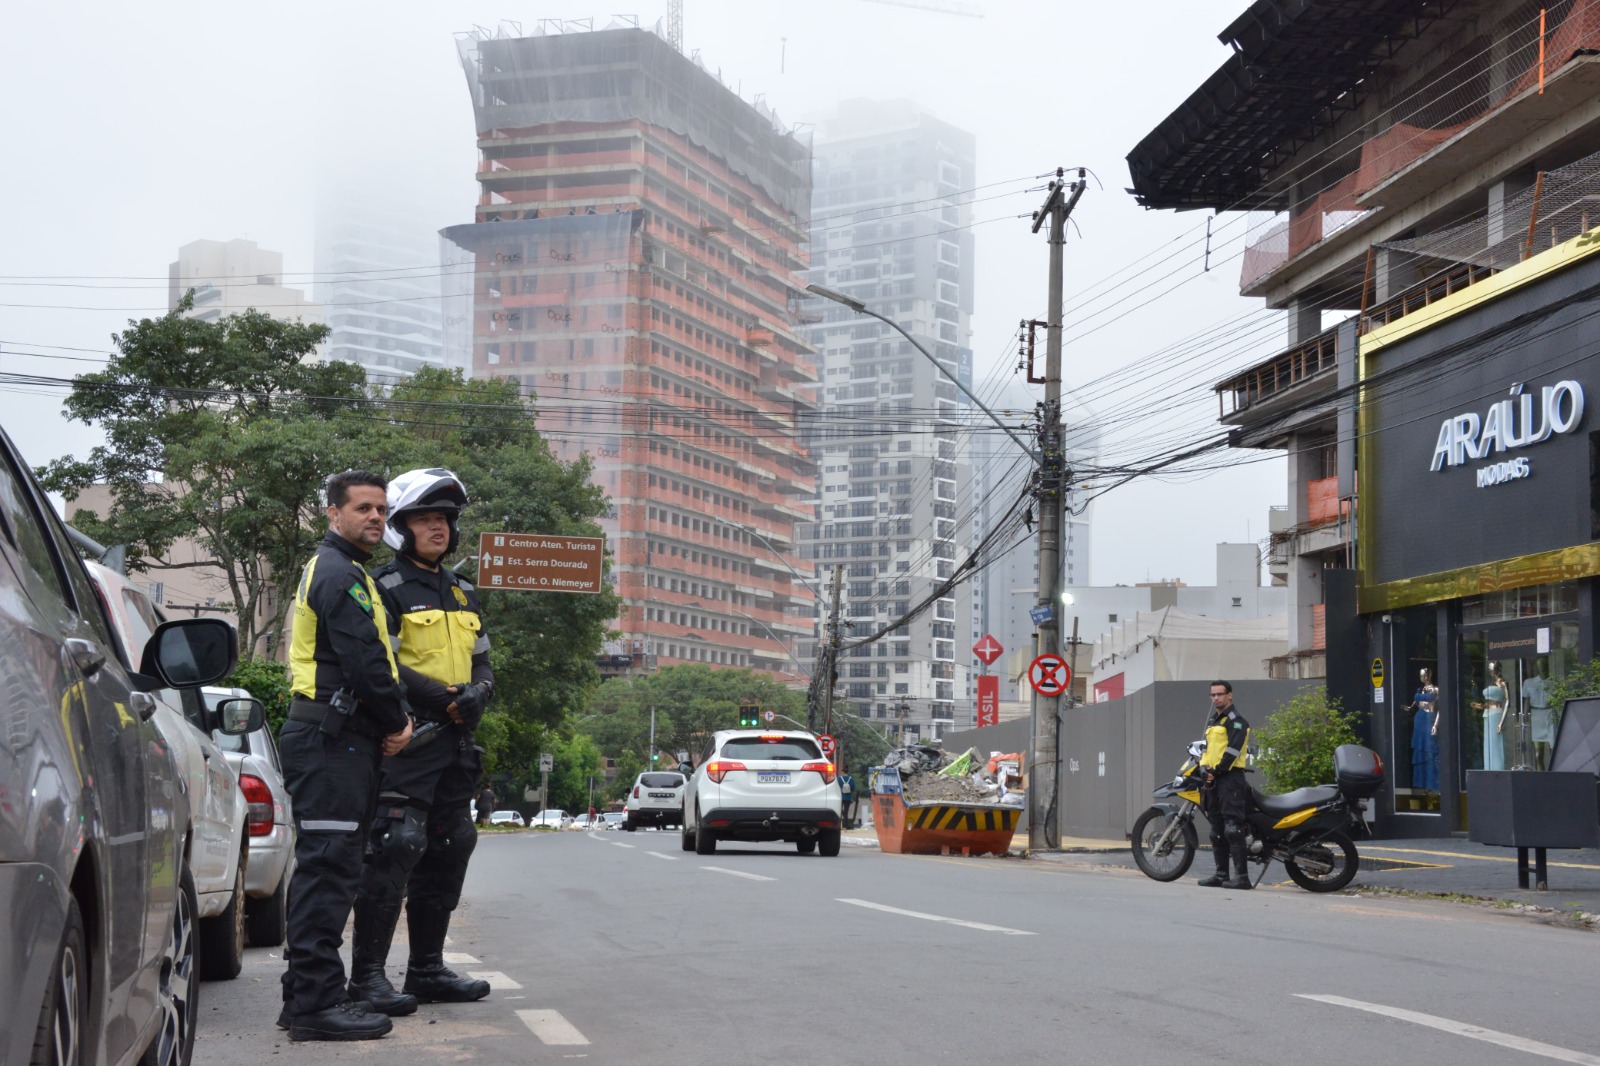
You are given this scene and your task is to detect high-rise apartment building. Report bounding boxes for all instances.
[798,100,976,742]
[315,200,449,383]
[168,238,321,327]
[444,25,817,677]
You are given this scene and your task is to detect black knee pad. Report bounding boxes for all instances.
[363,804,427,902]
[1224,819,1248,844]
[412,810,478,911]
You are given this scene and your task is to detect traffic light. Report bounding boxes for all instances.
[651,752,659,762]
[738,699,759,728]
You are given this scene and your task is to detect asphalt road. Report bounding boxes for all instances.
[198,828,1600,1064]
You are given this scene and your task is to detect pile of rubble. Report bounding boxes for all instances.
[883,746,1025,806]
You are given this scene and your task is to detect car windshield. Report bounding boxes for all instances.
[639,773,684,788]
[721,737,823,761]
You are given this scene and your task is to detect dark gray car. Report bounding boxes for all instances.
[0,425,244,1066]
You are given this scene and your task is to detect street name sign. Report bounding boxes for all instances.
[1028,653,1071,697]
[478,532,604,594]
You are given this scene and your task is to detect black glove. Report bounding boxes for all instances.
[449,682,492,729]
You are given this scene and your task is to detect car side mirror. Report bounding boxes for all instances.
[139,618,239,689]
[216,697,265,736]
[677,762,694,776]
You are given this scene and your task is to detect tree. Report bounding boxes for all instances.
[226,657,292,735]
[1253,686,1364,792]
[39,295,404,654]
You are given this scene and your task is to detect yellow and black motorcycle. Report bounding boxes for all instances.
[1130,742,1384,893]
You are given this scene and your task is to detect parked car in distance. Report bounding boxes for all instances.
[531,809,567,830]
[600,811,626,831]
[681,730,843,856]
[624,771,687,831]
[205,685,295,948]
[88,561,261,980]
[489,810,525,827]
[0,421,245,1066]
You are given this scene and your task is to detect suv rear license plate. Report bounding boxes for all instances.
[756,771,790,784]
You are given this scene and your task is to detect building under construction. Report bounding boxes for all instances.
[445,23,818,678]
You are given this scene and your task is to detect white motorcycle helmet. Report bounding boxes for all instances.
[384,467,469,557]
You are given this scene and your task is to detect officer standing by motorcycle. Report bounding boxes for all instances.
[1197,680,1254,890]
[349,468,495,1014]
[279,470,414,1041]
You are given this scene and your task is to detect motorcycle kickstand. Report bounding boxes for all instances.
[1250,861,1270,888]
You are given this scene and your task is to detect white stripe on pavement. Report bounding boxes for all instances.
[516,1009,590,1046]
[468,971,521,989]
[611,842,635,849]
[1297,995,1600,1064]
[442,951,480,965]
[646,852,679,861]
[836,898,1035,936]
[702,866,775,882]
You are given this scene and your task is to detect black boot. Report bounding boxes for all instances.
[1222,843,1253,890]
[349,898,419,1016]
[1196,851,1228,883]
[288,1001,393,1042]
[403,904,491,1003]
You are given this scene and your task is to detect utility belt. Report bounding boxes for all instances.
[289,696,385,740]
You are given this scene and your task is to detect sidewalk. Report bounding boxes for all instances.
[845,827,1600,925]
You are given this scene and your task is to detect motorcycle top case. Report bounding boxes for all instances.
[1333,744,1385,798]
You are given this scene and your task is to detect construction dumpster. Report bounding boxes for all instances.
[869,765,1022,856]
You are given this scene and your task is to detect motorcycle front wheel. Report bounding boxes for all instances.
[1131,806,1198,882]
[1283,829,1359,892]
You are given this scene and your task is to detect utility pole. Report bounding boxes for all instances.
[817,565,844,735]
[1028,167,1085,852]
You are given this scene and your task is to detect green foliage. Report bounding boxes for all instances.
[571,665,806,771]
[38,295,388,655]
[1253,686,1364,793]
[546,733,604,812]
[226,657,292,735]
[1545,657,1600,709]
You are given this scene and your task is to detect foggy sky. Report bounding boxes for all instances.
[0,0,1289,587]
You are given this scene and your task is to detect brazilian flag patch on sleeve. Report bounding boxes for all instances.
[348,582,374,615]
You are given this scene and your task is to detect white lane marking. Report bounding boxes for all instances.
[646,851,679,861]
[468,970,521,989]
[836,898,1035,936]
[516,1009,590,1045]
[1297,995,1600,1064]
[442,951,480,965]
[702,866,776,882]
[611,842,636,849]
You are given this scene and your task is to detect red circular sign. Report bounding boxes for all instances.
[1028,654,1071,697]
[818,734,836,757]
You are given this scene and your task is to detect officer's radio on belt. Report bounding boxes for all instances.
[321,688,359,738]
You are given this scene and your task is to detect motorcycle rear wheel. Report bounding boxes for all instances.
[1283,829,1359,892]
[1131,806,1197,882]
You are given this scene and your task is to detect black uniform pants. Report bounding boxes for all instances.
[361,729,481,921]
[1202,770,1251,865]
[279,722,383,1015]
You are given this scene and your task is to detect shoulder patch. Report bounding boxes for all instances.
[378,571,405,590]
[348,582,374,615]
[452,585,470,607]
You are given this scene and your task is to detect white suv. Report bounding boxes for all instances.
[624,771,686,830]
[681,731,843,856]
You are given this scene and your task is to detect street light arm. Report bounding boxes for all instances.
[731,608,810,677]
[806,284,1040,462]
[732,520,824,600]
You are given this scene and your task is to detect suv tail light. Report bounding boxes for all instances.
[801,761,836,784]
[706,760,747,783]
[240,773,275,837]
[632,785,640,798]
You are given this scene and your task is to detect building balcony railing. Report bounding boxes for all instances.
[1215,326,1338,421]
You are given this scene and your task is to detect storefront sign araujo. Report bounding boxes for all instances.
[1429,380,1584,488]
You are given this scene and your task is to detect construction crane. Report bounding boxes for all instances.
[667,0,683,50]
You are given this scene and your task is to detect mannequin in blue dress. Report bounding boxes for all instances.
[1482,663,1508,771]
[1408,668,1440,791]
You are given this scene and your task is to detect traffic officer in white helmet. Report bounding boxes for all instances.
[349,468,495,1012]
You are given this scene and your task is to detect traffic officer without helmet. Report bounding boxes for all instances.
[277,471,413,1042]
[349,468,495,1013]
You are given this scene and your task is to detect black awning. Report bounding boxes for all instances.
[1126,0,1456,211]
